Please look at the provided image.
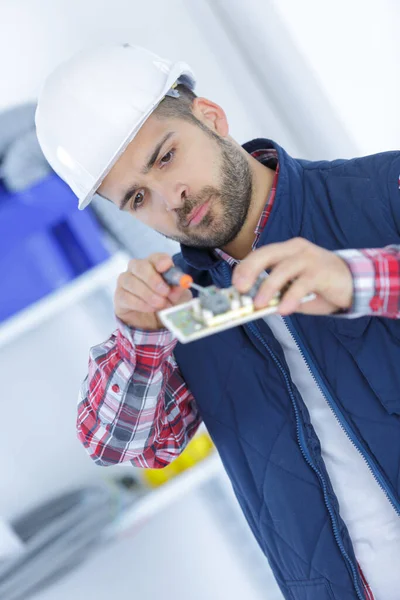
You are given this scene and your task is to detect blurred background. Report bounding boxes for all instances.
[0,1,399,599]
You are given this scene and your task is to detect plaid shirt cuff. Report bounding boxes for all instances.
[117,319,177,360]
[335,248,400,317]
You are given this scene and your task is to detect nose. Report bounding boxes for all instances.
[163,183,188,212]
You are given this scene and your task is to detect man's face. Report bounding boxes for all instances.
[99,104,252,249]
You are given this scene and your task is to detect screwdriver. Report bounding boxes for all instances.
[162,266,208,295]
[162,266,267,297]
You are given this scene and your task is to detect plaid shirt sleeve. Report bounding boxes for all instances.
[77,321,201,468]
[336,246,400,318]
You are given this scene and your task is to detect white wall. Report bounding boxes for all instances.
[0,0,271,143]
[273,0,400,155]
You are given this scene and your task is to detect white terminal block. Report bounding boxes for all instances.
[241,296,253,307]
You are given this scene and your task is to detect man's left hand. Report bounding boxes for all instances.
[232,238,353,316]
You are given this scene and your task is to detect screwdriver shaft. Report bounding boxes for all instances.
[190,282,209,295]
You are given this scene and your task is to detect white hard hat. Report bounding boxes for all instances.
[35,43,195,209]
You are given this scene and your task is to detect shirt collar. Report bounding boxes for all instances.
[214,147,280,265]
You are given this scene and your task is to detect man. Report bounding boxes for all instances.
[36,44,400,600]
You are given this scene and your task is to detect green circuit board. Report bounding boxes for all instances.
[158,285,281,343]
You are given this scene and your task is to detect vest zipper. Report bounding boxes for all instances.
[221,261,365,599]
[247,321,365,600]
[283,315,400,519]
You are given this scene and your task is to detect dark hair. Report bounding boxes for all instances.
[155,84,220,143]
[154,84,199,125]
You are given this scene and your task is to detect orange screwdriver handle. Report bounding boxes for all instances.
[162,267,193,289]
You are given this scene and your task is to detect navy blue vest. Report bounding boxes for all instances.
[173,140,400,600]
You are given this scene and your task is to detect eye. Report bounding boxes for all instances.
[132,190,145,210]
[159,149,174,166]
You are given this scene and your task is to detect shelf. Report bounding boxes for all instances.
[109,453,223,538]
[0,252,129,349]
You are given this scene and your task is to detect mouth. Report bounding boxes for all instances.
[186,198,212,227]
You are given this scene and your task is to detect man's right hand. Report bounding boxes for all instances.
[115,253,193,330]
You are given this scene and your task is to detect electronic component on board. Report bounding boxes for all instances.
[158,282,315,344]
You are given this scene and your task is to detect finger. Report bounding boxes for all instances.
[253,257,308,309]
[147,253,174,273]
[296,296,338,315]
[117,289,164,314]
[232,238,308,293]
[119,273,169,309]
[128,258,171,296]
[167,286,193,305]
[278,275,317,316]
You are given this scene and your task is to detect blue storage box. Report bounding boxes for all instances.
[0,175,110,322]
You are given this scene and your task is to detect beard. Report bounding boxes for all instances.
[158,135,253,249]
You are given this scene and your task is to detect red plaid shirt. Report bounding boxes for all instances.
[78,146,400,600]
[337,246,400,317]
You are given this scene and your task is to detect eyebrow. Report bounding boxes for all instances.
[119,131,175,211]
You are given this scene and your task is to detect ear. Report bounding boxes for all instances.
[192,97,229,137]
